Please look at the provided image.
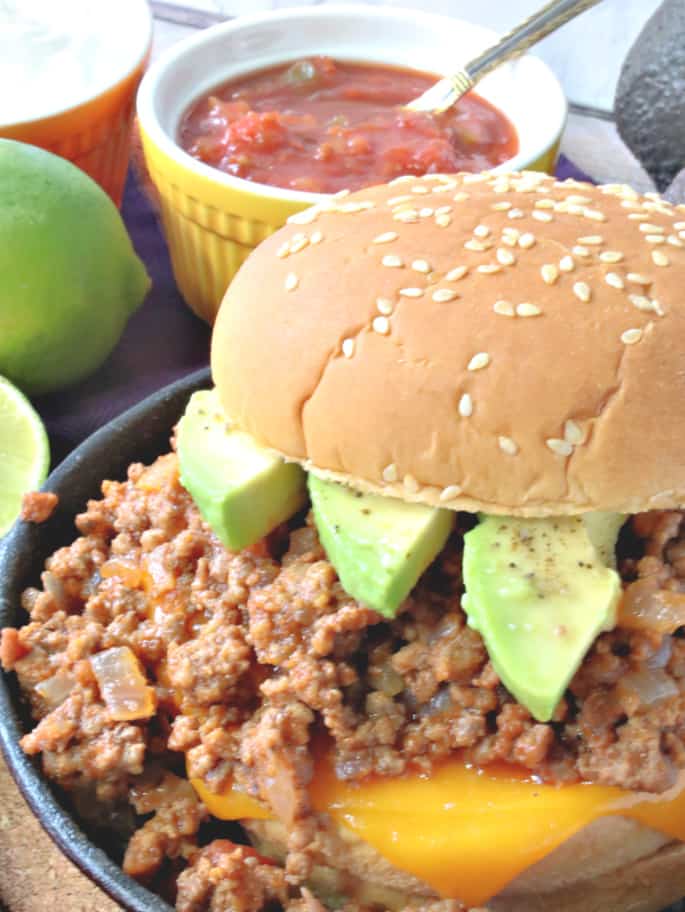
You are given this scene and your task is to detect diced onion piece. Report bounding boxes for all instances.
[619,580,685,634]
[100,560,144,589]
[35,671,75,708]
[616,668,679,707]
[91,646,156,721]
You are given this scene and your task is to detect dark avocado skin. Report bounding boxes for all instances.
[615,0,685,192]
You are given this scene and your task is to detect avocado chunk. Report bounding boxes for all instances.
[177,389,306,551]
[308,475,455,618]
[462,514,624,723]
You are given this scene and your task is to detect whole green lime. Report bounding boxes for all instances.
[0,140,150,394]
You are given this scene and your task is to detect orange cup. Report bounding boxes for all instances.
[0,3,152,207]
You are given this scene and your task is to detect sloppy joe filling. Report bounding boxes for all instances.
[3,451,685,912]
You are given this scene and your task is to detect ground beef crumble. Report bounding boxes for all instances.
[2,452,685,911]
[21,490,59,524]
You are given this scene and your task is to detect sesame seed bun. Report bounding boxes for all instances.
[211,172,685,516]
[244,814,685,912]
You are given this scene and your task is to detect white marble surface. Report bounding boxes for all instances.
[155,0,659,113]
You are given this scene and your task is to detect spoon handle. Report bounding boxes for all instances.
[405,0,604,115]
[469,0,603,82]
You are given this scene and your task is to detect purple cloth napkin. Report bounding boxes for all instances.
[34,156,590,466]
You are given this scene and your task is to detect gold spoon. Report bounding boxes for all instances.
[405,0,605,115]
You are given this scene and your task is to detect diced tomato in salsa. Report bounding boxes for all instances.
[179,57,518,194]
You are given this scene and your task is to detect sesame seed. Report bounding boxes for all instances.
[564,420,585,445]
[389,175,412,186]
[372,316,390,335]
[474,224,491,238]
[458,393,473,417]
[652,250,670,267]
[572,245,590,257]
[411,185,430,194]
[516,302,542,317]
[419,207,435,218]
[621,328,643,345]
[667,234,683,247]
[501,234,518,248]
[559,255,575,272]
[508,208,525,219]
[645,235,666,244]
[310,230,323,245]
[573,281,591,303]
[403,474,420,494]
[276,242,290,259]
[338,201,374,213]
[627,272,652,285]
[373,231,399,245]
[577,235,603,245]
[411,259,431,274]
[494,300,515,316]
[394,209,419,223]
[387,194,412,207]
[628,212,649,220]
[498,436,519,455]
[467,352,490,371]
[518,232,536,249]
[382,254,404,268]
[289,234,309,254]
[583,209,607,222]
[501,226,520,236]
[599,250,624,263]
[566,194,592,205]
[478,264,502,275]
[342,338,355,358]
[399,287,424,298]
[465,239,488,252]
[439,485,463,502]
[376,297,393,315]
[287,209,318,225]
[435,213,452,227]
[675,221,685,230]
[463,173,487,184]
[535,198,555,209]
[497,248,516,266]
[285,272,299,292]
[432,288,459,303]
[382,463,398,483]
[435,205,453,216]
[605,272,625,290]
[547,438,573,457]
[628,294,662,315]
[453,191,470,202]
[491,201,512,211]
[678,230,685,240]
[639,223,665,233]
[446,266,468,281]
[541,264,559,285]
[532,210,553,223]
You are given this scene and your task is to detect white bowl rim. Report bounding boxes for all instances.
[137,3,568,207]
[1,0,153,129]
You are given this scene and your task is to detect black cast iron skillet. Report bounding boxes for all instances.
[1,367,684,912]
[0,368,210,912]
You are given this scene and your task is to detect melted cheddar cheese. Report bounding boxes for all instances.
[191,758,685,907]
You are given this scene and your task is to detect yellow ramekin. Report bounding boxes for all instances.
[1,2,152,207]
[137,5,567,324]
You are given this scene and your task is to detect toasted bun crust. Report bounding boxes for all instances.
[212,172,685,516]
[245,814,685,912]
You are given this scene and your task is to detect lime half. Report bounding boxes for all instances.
[0,375,50,537]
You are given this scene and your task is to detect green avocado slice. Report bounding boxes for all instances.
[308,474,455,618]
[462,514,624,723]
[177,389,306,551]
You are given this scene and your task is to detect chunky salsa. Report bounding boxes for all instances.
[178,57,518,193]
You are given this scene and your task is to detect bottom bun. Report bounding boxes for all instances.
[244,815,685,912]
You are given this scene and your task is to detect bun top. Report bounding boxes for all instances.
[211,171,685,516]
